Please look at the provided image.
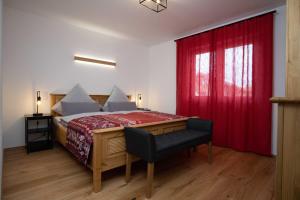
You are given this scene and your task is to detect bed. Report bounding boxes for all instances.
[50,93,189,192]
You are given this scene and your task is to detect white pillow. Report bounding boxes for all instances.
[103,86,129,111]
[52,84,95,115]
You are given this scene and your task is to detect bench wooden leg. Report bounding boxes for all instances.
[146,162,154,198]
[208,141,213,164]
[125,153,132,183]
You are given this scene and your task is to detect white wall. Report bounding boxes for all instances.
[2,7,150,148]
[148,41,176,114]
[272,6,286,155]
[148,6,286,155]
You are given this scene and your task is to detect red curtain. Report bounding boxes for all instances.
[176,13,273,155]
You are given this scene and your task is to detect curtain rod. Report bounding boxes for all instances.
[174,9,277,42]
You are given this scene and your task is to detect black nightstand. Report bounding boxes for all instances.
[25,114,54,153]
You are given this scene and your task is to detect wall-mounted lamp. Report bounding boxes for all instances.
[74,55,116,68]
[137,94,142,108]
[33,91,43,116]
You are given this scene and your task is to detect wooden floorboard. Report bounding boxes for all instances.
[3,145,275,200]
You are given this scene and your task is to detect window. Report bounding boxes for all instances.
[195,52,210,96]
[225,44,253,87]
[194,45,253,97]
[224,44,253,96]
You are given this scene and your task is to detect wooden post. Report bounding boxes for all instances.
[276,105,284,200]
[208,141,212,164]
[286,0,300,97]
[125,153,132,183]
[92,133,102,192]
[146,162,154,198]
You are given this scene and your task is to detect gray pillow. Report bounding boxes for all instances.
[103,86,129,111]
[107,102,137,112]
[61,101,100,116]
[52,84,95,115]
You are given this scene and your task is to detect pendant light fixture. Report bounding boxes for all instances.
[139,0,167,13]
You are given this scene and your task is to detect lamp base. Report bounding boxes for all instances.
[33,113,43,116]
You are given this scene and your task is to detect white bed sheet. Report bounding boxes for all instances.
[55,110,146,126]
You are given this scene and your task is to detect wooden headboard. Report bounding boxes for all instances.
[50,94,131,116]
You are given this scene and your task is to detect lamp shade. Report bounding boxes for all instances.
[37,91,41,104]
[34,91,43,116]
[137,94,142,108]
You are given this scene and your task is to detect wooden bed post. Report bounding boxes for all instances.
[92,133,102,192]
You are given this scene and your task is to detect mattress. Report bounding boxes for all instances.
[54,110,147,128]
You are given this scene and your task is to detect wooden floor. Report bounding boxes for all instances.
[3,145,275,200]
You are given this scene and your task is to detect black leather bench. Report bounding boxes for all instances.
[124,118,213,198]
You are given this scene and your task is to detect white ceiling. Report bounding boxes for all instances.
[4,0,285,45]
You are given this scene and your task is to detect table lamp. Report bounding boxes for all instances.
[33,91,43,116]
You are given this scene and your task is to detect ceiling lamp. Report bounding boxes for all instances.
[139,0,167,13]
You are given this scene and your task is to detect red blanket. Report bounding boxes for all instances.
[66,111,185,165]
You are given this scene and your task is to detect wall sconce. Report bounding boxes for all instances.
[74,55,116,68]
[33,91,43,116]
[137,94,142,108]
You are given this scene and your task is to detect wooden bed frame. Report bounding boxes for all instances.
[50,94,188,192]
